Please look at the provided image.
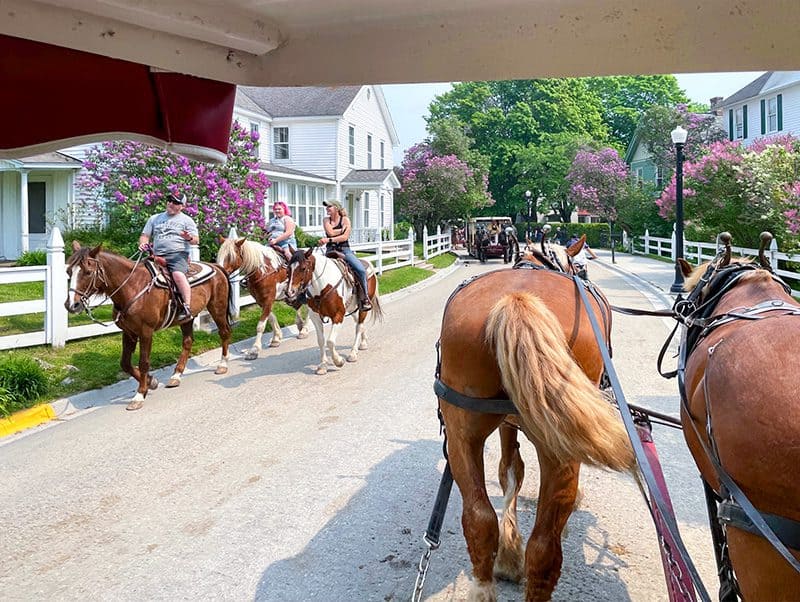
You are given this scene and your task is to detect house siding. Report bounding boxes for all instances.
[271,120,338,180]
[337,87,394,178]
[722,74,800,145]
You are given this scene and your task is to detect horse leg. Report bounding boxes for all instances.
[495,423,525,583]
[347,314,367,362]
[128,329,155,411]
[309,311,329,375]
[211,298,231,375]
[247,305,273,360]
[444,410,503,602]
[326,321,345,368]
[295,305,310,339]
[167,322,194,387]
[524,449,580,601]
[267,310,283,348]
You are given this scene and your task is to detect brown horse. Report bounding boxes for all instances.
[678,235,800,600]
[65,242,232,411]
[216,238,309,360]
[284,248,383,375]
[437,246,634,601]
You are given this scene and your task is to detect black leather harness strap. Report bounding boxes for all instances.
[433,379,517,415]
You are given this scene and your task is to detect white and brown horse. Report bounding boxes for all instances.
[216,238,309,360]
[284,247,383,374]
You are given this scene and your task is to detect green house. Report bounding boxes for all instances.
[623,131,663,193]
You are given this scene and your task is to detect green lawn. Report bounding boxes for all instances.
[0,262,450,410]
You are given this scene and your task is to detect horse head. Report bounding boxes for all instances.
[215,237,247,275]
[285,247,315,303]
[65,241,105,313]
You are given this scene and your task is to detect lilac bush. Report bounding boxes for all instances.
[566,147,629,222]
[78,120,271,257]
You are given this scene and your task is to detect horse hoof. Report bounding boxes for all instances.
[347,354,358,363]
[297,331,309,339]
[245,350,259,361]
[126,400,144,411]
[332,357,345,368]
[148,376,159,390]
[214,366,228,375]
[358,342,368,351]
[269,340,281,348]
[316,366,327,375]
[166,377,181,388]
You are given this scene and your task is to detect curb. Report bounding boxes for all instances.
[0,257,463,442]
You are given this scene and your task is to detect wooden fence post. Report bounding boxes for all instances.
[770,238,779,271]
[227,227,241,318]
[423,225,429,260]
[45,227,68,348]
[409,227,415,266]
[377,231,384,275]
[643,229,650,255]
[671,224,677,261]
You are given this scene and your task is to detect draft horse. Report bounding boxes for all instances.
[216,238,310,360]
[284,247,383,375]
[677,233,800,600]
[436,246,634,601]
[65,242,232,411]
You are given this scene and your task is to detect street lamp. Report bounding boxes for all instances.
[670,125,688,293]
[524,190,533,240]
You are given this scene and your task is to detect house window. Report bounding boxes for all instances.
[380,193,385,228]
[286,183,297,217]
[768,97,778,132]
[249,122,260,156]
[367,135,373,169]
[636,168,644,189]
[273,127,289,159]
[380,141,385,169]
[734,107,744,139]
[364,192,370,228]
[656,165,664,190]
[349,126,355,165]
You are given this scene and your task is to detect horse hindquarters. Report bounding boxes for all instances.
[485,292,633,471]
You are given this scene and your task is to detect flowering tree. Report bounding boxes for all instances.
[657,135,800,246]
[566,147,629,224]
[396,142,494,237]
[78,120,271,258]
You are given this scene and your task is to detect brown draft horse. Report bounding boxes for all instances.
[437,245,634,601]
[216,238,310,360]
[678,234,800,600]
[284,248,383,375]
[65,242,232,411]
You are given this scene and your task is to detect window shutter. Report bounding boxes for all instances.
[728,109,734,141]
[743,105,748,139]
[760,99,766,135]
[778,94,783,130]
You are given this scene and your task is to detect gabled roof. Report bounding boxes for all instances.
[0,152,82,170]
[259,161,335,183]
[341,169,401,188]
[722,72,773,106]
[239,86,361,118]
[235,88,271,118]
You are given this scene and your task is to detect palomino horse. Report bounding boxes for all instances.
[436,244,634,601]
[216,238,310,360]
[284,247,383,375]
[677,233,800,600]
[65,242,232,410]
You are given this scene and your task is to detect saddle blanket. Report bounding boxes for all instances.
[146,260,217,289]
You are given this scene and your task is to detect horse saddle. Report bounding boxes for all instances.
[145,260,216,290]
[324,251,369,289]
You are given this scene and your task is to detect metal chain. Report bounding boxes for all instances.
[412,542,435,602]
[658,533,694,601]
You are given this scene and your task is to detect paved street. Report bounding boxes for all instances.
[0,252,716,601]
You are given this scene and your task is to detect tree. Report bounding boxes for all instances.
[78,121,271,258]
[566,147,629,226]
[584,75,690,149]
[636,104,726,180]
[395,142,494,237]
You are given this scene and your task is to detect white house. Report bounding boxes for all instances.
[234,85,401,238]
[719,71,800,145]
[0,153,82,260]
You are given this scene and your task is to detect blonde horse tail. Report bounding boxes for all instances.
[486,292,634,472]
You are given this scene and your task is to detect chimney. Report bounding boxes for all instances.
[709,96,724,116]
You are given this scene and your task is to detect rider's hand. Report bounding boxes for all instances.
[317,237,327,246]
[180,230,193,241]
[138,242,149,252]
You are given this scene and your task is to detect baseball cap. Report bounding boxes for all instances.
[323,200,342,209]
[167,193,186,204]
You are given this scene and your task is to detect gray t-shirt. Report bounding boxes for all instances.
[141,211,198,255]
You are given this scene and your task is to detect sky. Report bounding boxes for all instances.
[382,72,765,163]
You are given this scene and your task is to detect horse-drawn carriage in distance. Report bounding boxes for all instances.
[466,216,518,263]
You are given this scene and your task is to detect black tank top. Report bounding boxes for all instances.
[328,217,350,249]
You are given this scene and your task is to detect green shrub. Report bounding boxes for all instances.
[0,355,48,412]
[294,225,320,248]
[0,384,14,416]
[15,250,47,266]
[394,221,412,240]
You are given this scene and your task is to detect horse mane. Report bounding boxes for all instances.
[217,239,279,274]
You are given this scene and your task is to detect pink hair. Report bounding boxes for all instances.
[272,201,291,216]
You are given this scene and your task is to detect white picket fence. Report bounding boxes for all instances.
[0,226,420,351]
[421,225,452,260]
[633,228,800,296]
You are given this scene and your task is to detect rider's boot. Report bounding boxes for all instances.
[174,292,192,323]
[357,281,372,312]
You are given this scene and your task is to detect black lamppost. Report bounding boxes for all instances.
[670,125,688,293]
[524,190,533,239]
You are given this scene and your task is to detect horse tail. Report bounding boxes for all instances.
[216,264,235,326]
[485,292,634,472]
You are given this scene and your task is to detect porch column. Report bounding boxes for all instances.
[19,169,30,253]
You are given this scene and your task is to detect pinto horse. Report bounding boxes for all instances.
[284,247,383,375]
[216,238,309,360]
[677,233,800,600]
[436,245,634,601]
[65,242,232,410]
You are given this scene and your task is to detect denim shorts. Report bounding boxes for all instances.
[162,252,190,274]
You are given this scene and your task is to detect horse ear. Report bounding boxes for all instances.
[72,240,82,252]
[89,244,102,258]
[305,247,314,258]
[288,245,296,255]
[235,238,246,248]
[218,235,226,244]
[566,234,586,257]
[678,258,694,277]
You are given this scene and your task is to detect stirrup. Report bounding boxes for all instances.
[176,303,193,323]
[360,297,373,311]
